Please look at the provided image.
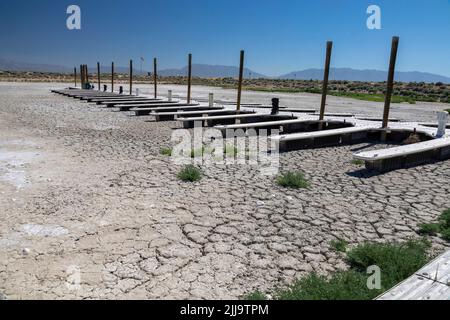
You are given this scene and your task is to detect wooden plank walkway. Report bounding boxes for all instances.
[354,137,450,161]
[270,126,370,142]
[377,250,450,300]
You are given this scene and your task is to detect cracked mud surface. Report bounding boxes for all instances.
[0,82,449,299]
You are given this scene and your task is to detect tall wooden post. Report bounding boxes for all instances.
[85,65,89,84]
[153,58,157,99]
[382,36,400,130]
[74,67,77,87]
[187,53,192,104]
[83,65,87,88]
[129,59,133,95]
[97,62,101,91]
[111,62,114,93]
[236,50,245,112]
[319,41,333,121]
[80,64,84,88]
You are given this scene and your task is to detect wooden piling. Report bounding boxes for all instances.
[236,50,245,112]
[79,65,83,88]
[319,41,333,121]
[382,36,400,131]
[153,58,157,99]
[74,67,77,87]
[187,53,192,104]
[85,65,89,84]
[82,65,87,88]
[129,60,133,95]
[97,62,101,91]
[111,62,114,93]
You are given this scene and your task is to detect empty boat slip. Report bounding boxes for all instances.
[86,97,155,103]
[134,105,221,115]
[103,100,177,108]
[270,126,372,151]
[215,119,334,133]
[177,114,296,129]
[153,109,253,121]
[353,137,450,171]
[81,96,144,101]
[280,108,317,113]
[119,103,200,112]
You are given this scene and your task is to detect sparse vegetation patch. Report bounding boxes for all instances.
[244,239,431,300]
[159,147,172,156]
[276,171,310,189]
[177,165,202,182]
[418,209,450,241]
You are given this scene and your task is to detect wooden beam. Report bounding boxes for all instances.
[153,58,157,99]
[236,50,245,112]
[382,36,400,129]
[129,59,133,95]
[187,53,192,104]
[319,41,333,121]
[97,62,101,91]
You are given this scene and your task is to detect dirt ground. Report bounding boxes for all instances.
[0,82,449,299]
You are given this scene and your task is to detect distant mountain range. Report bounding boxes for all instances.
[157,64,266,78]
[1,58,450,83]
[279,67,450,83]
[0,58,72,73]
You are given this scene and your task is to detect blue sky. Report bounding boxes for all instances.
[1,0,450,76]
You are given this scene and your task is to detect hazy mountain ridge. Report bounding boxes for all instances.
[0,58,72,73]
[279,67,450,83]
[157,64,266,78]
[1,59,450,83]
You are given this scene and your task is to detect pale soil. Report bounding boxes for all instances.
[0,82,449,300]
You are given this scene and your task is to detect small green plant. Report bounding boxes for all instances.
[330,239,348,253]
[346,239,430,288]
[177,165,202,182]
[418,223,440,236]
[417,209,450,241]
[275,271,374,300]
[351,159,364,166]
[441,229,450,241]
[439,209,450,228]
[247,239,431,300]
[224,144,238,157]
[244,291,267,300]
[276,171,310,189]
[190,146,214,158]
[159,147,172,156]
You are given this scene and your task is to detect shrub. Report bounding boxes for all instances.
[224,144,238,157]
[159,147,172,156]
[418,223,440,236]
[330,239,348,253]
[191,146,214,158]
[417,209,450,241]
[441,229,450,241]
[351,159,364,166]
[244,291,267,300]
[275,271,375,300]
[177,165,202,182]
[251,240,431,300]
[276,172,310,189]
[438,209,450,229]
[346,239,430,289]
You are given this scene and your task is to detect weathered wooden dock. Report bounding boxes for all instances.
[377,250,450,300]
